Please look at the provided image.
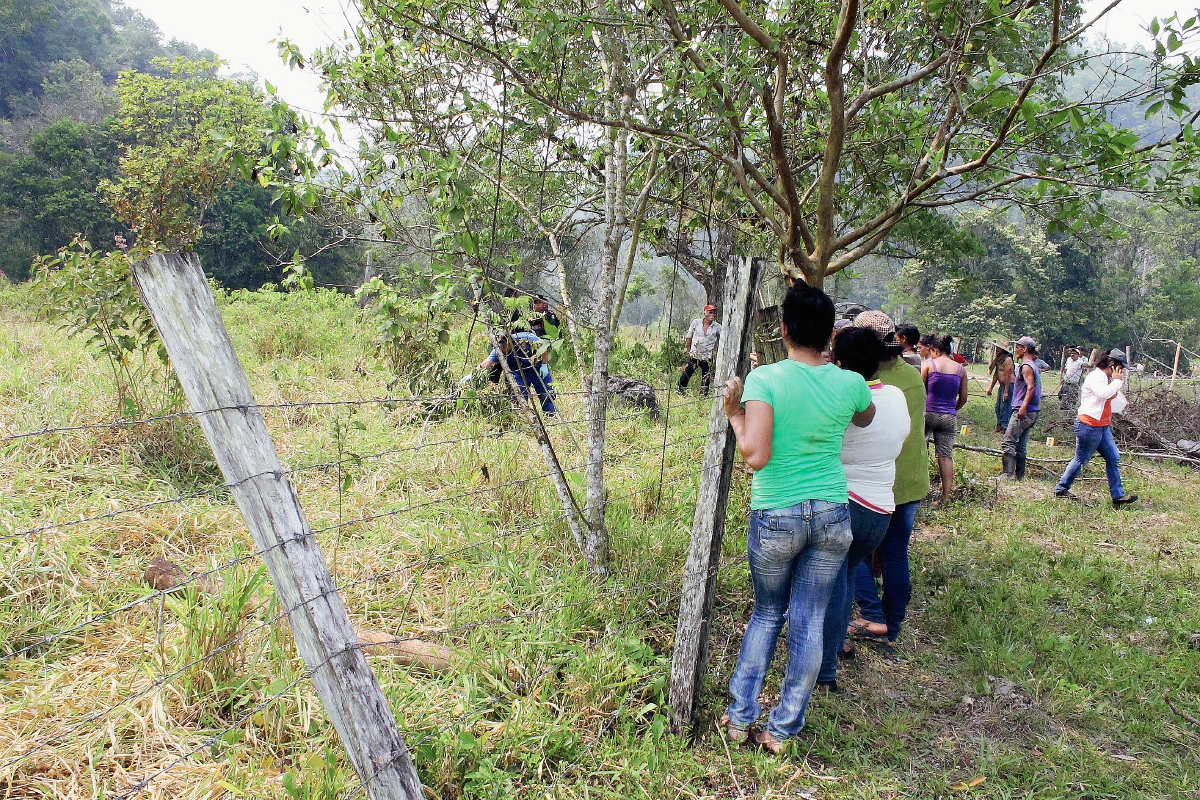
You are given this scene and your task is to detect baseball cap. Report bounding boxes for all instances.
[833,318,853,331]
[1108,348,1129,367]
[1016,336,1038,353]
[852,309,896,339]
[703,304,716,312]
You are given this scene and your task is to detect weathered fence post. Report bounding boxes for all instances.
[1170,341,1183,392]
[669,255,763,735]
[131,253,423,800]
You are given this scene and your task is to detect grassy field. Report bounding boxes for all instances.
[1,281,1198,799]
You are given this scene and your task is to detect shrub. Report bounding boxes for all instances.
[34,237,181,418]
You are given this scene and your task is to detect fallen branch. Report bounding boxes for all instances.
[954,442,1200,467]
[1166,693,1200,728]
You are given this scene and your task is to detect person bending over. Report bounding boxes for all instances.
[474,332,556,415]
[719,283,875,754]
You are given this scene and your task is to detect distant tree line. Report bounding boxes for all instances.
[0,0,364,287]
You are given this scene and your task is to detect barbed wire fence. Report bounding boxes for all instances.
[0,252,748,799]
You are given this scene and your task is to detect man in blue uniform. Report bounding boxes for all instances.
[475,332,556,415]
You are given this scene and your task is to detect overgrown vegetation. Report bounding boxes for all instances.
[1,282,1198,798]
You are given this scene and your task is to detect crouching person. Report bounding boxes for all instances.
[474,332,556,415]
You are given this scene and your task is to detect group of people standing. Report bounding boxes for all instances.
[986,341,1138,506]
[718,284,1143,753]
[719,284,928,752]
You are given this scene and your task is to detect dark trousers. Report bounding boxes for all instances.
[995,386,1013,429]
[1001,410,1039,479]
[851,500,921,641]
[678,357,712,394]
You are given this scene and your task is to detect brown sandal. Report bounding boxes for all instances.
[751,726,785,755]
[719,714,749,744]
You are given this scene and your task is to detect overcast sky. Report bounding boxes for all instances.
[122,0,1195,126]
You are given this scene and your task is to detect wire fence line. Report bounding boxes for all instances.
[0,394,712,545]
[2,455,729,782]
[1,351,723,799]
[0,383,699,446]
[1,423,710,664]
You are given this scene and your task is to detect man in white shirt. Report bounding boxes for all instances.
[677,304,721,395]
[1060,346,1085,408]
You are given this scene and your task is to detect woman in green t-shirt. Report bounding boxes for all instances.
[720,284,875,753]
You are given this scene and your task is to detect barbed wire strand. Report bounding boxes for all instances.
[0,395,712,544]
[1,432,714,663]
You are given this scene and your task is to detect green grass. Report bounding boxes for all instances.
[1,282,1198,799]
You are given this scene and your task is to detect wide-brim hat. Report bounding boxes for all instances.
[852,309,904,354]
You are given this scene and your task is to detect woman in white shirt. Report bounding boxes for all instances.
[817,328,911,691]
[1054,350,1138,507]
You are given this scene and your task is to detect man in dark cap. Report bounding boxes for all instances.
[1002,336,1042,479]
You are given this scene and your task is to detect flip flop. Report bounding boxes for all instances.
[848,620,889,642]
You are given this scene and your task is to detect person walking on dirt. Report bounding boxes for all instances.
[922,335,968,508]
[474,332,556,415]
[986,344,1016,433]
[817,325,909,692]
[848,312,929,646]
[1001,336,1042,480]
[1054,350,1138,507]
[719,284,875,754]
[678,304,721,395]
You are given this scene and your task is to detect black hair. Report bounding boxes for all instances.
[921,334,951,355]
[780,283,835,351]
[896,323,920,347]
[833,327,888,380]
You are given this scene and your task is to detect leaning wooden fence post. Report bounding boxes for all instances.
[1170,341,1183,392]
[131,253,423,800]
[669,255,763,735]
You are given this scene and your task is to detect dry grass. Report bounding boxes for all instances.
[3,288,1199,799]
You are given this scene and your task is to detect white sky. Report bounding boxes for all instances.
[122,0,1197,128]
[120,0,359,118]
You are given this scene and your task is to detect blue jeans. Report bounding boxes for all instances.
[1055,421,1125,499]
[726,500,852,740]
[512,366,556,415]
[852,500,921,641]
[818,501,892,684]
[995,387,1013,429]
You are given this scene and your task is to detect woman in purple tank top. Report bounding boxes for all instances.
[920,335,969,508]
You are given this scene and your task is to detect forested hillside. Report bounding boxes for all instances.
[0,0,364,287]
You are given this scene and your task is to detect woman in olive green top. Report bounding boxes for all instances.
[848,311,929,643]
[721,284,875,752]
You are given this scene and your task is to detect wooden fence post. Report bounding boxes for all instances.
[1170,341,1183,391]
[131,253,423,800]
[669,255,763,735]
